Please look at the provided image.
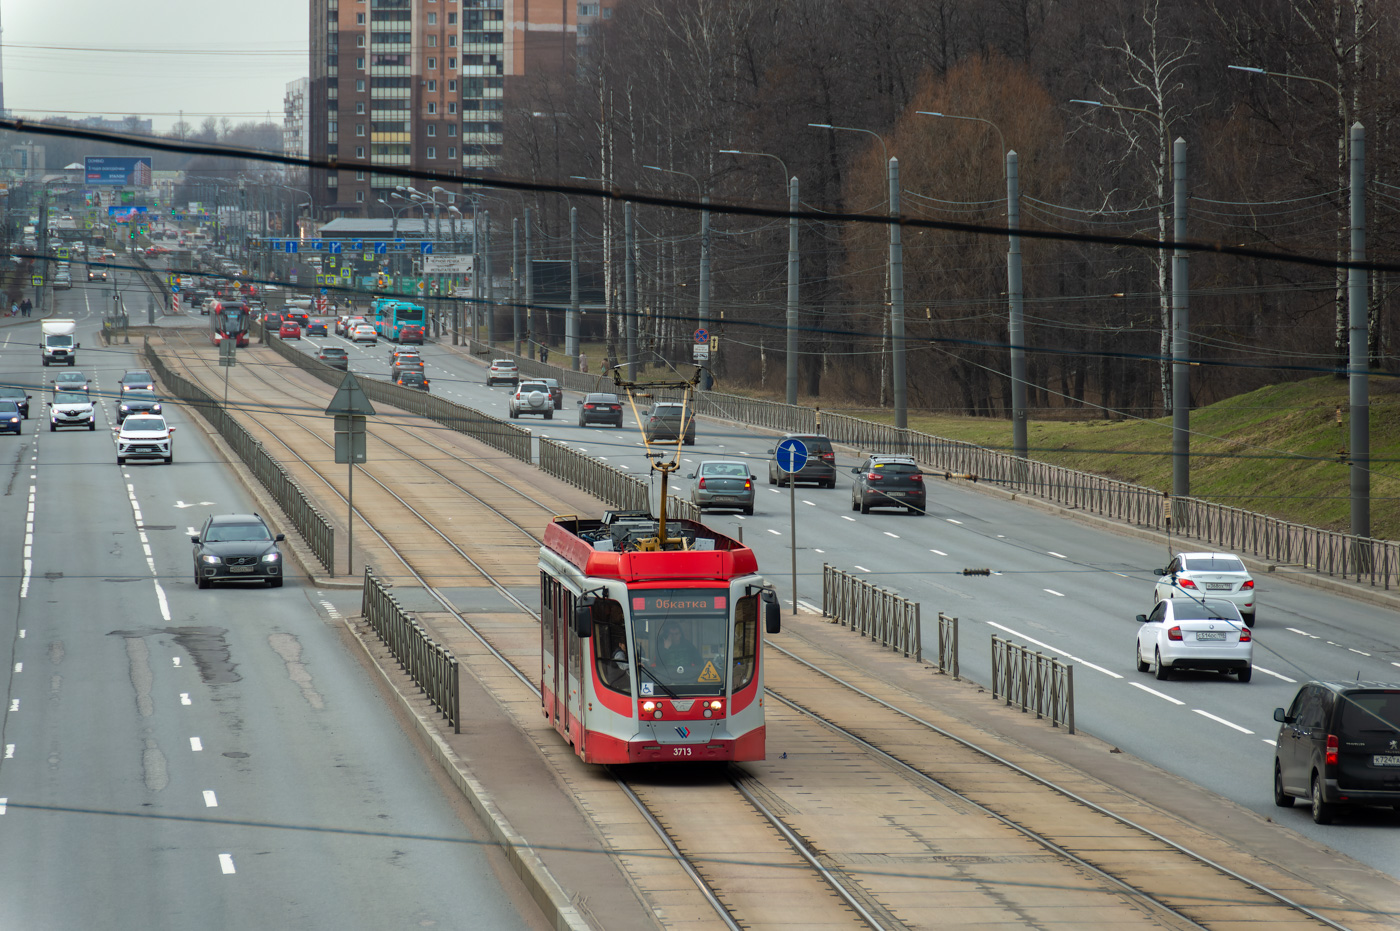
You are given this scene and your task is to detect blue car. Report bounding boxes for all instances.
[0,399,22,434]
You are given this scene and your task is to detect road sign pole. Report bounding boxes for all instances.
[790,467,797,615]
[775,437,807,616]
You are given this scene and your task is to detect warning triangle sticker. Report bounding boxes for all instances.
[697,660,722,683]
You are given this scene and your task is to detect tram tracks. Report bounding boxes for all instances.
[160,335,1369,930]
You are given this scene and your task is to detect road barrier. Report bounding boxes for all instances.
[538,437,647,510]
[990,634,1074,733]
[145,341,336,575]
[821,564,921,661]
[935,612,959,679]
[362,568,460,732]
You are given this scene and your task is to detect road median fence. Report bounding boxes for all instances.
[990,634,1075,733]
[935,612,959,679]
[361,568,460,732]
[821,564,921,661]
[144,340,336,574]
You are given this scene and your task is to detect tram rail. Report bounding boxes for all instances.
[155,333,1373,931]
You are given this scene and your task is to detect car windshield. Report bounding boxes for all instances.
[123,418,165,432]
[1183,556,1247,573]
[701,462,748,477]
[630,588,729,698]
[205,522,273,543]
[1172,599,1241,621]
[123,373,152,384]
[48,336,74,347]
[57,373,85,382]
[0,388,24,399]
[322,348,347,357]
[53,392,89,404]
[0,401,18,413]
[125,391,158,403]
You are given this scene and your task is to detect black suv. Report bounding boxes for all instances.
[117,390,162,423]
[767,433,837,488]
[644,402,696,445]
[1273,680,1400,823]
[118,370,155,394]
[0,385,32,418]
[317,346,349,370]
[191,513,286,589]
[850,454,926,514]
[577,392,624,428]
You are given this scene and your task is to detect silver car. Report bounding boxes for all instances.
[688,460,756,515]
[1153,552,1255,622]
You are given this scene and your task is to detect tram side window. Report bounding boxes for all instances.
[566,590,582,673]
[592,599,629,693]
[733,594,758,691]
[540,572,555,646]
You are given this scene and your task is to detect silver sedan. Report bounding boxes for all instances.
[688,460,756,515]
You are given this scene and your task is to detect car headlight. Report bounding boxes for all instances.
[200,554,221,565]
[152,404,161,412]
[7,417,17,423]
[120,404,130,411]
[262,552,280,563]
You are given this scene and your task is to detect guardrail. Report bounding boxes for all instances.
[935,612,959,679]
[538,437,648,510]
[821,564,921,661]
[990,634,1074,733]
[362,568,460,732]
[267,333,533,465]
[144,341,337,575]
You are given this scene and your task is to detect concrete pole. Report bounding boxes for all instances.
[785,176,800,406]
[1007,151,1027,463]
[1348,122,1370,545]
[699,194,712,389]
[889,157,906,429]
[625,201,637,377]
[471,209,480,343]
[483,209,494,347]
[512,216,521,356]
[524,208,534,360]
[569,206,579,371]
[1171,138,1190,503]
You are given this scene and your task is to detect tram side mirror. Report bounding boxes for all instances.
[762,590,781,635]
[574,596,595,638]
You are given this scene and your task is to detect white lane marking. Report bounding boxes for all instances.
[986,621,1124,679]
[1393,662,1400,669]
[138,532,148,544]
[854,565,871,573]
[1192,709,1254,735]
[1130,682,1184,705]
[142,544,152,557]
[190,737,203,752]
[17,631,23,639]
[1253,665,1296,683]
[1285,627,1319,639]
[1048,551,1066,559]
[180,693,191,705]
[946,518,963,525]
[1349,648,1372,657]
[930,549,947,556]
[814,548,824,554]
[219,854,236,874]
[766,528,782,536]
[841,515,856,522]
[20,559,30,598]
[12,663,20,673]
[1044,589,1065,597]
[0,798,6,814]
[8,700,17,711]
[768,488,781,494]
[154,583,172,622]
[1262,739,1278,747]
[883,532,899,539]
[3,745,13,759]
[172,657,182,668]
[203,791,218,807]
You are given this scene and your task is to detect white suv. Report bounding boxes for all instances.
[509,381,553,420]
[116,415,175,465]
[49,391,95,431]
[487,359,519,387]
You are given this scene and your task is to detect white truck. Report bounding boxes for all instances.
[42,319,79,367]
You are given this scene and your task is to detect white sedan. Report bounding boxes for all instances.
[116,415,175,465]
[1153,552,1255,621]
[351,323,378,344]
[1135,598,1252,682]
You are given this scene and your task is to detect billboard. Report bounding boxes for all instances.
[108,206,148,220]
[84,156,153,187]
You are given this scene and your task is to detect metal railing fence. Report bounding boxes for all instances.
[821,564,921,661]
[362,568,460,732]
[144,341,336,574]
[990,635,1075,733]
[936,612,959,680]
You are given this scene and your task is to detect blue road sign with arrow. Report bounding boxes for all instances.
[776,437,808,473]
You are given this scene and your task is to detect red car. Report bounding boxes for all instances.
[278,320,302,340]
[399,324,424,344]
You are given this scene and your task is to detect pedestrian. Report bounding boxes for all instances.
[540,345,549,365]
[9,302,15,318]
[23,298,32,317]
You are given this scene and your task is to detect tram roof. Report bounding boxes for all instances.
[544,514,758,582]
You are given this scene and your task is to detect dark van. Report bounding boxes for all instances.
[1273,680,1400,823]
[767,433,837,488]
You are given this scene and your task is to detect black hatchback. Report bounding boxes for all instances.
[850,454,926,514]
[578,392,624,427]
[1273,680,1400,823]
[767,433,837,488]
[192,513,286,588]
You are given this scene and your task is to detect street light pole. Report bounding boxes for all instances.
[644,165,710,387]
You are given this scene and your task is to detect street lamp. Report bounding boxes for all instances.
[644,164,711,388]
[720,149,799,405]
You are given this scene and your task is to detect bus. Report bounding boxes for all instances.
[539,509,781,764]
[208,300,250,347]
[370,299,426,342]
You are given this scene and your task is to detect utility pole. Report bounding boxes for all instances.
[1007,152,1027,464]
[483,210,494,348]
[625,201,637,378]
[524,208,534,359]
[786,176,800,406]
[889,158,906,429]
[511,216,521,356]
[568,206,579,371]
[698,194,711,390]
[1348,122,1370,550]
[1170,139,1189,508]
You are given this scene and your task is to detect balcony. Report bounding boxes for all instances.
[370,133,411,143]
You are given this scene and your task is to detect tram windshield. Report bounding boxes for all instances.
[629,588,731,698]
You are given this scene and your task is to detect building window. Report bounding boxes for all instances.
[356,190,365,203]
[428,34,438,47]
[329,120,338,133]
[427,102,437,114]
[427,57,436,70]
[356,170,365,180]
[427,11,437,23]
[448,79,456,92]
[356,56,365,69]
[356,124,365,136]
[578,2,599,15]
[427,147,436,159]
[448,147,456,159]
[356,12,365,23]
[356,79,365,91]
[447,57,456,69]
[447,102,457,114]
[356,35,365,46]
[427,124,436,137]
[427,79,436,92]
[447,124,457,137]
[448,35,457,47]
[355,146,365,158]
[448,12,457,24]
[356,101,365,114]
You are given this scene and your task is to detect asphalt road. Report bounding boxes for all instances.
[282,322,1400,879]
[0,274,542,931]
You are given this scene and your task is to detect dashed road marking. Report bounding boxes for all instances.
[1130,682,1184,705]
[1044,589,1065,597]
[203,790,218,807]
[219,854,236,874]
[883,532,899,539]
[180,693,191,705]
[986,621,1124,679]
[1193,709,1254,735]
[930,549,947,556]
[1048,551,1066,558]
[190,737,203,752]
[946,518,963,525]
[1253,666,1296,683]
[854,565,871,573]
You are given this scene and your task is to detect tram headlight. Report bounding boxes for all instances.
[641,700,656,713]
[709,700,723,711]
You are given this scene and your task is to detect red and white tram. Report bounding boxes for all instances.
[540,509,781,764]
[208,299,250,348]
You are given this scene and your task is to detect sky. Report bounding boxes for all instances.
[4,0,308,132]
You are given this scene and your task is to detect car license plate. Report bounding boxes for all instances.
[229,565,255,573]
[1205,582,1232,590]
[1195,631,1226,641]
[1374,754,1400,767]
[888,491,906,497]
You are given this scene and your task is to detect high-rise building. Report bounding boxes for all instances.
[284,78,310,160]
[307,0,606,219]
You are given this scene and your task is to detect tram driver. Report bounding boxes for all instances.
[657,621,701,674]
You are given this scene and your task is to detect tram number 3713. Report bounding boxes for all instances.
[673,746,693,757]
